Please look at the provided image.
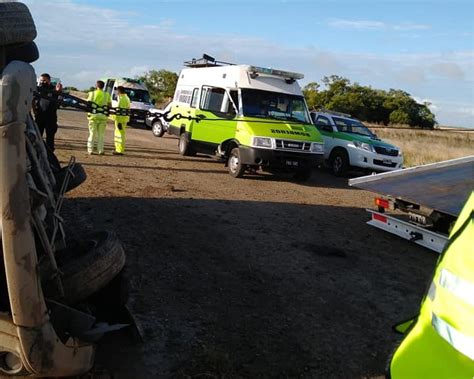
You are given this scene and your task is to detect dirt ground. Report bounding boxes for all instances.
[55,109,438,378]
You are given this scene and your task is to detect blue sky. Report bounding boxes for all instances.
[24,0,474,127]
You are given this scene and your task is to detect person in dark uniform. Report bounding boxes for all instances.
[33,73,62,151]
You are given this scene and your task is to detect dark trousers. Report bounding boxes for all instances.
[37,119,58,152]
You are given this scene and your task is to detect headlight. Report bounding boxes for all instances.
[353,141,374,152]
[310,142,324,153]
[252,137,273,148]
[398,150,403,157]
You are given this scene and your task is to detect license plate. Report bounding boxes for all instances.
[285,160,299,167]
[383,159,392,164]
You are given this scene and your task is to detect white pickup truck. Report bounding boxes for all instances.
[310,110,403,176]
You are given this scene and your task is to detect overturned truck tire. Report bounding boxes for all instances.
[43,231,126,304]
[0,3,37,46]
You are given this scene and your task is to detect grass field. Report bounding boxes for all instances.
[372,128,474,167]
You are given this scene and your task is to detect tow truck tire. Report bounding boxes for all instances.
[152,120,165,137]
[0,3,37,46]
[43,231,126,304]
[228,147,246,178]
[331,149,349,177]
[178,132,195,156]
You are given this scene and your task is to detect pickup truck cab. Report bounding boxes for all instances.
[310,110,403,176]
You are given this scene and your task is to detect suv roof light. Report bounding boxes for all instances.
[315,108,352,118]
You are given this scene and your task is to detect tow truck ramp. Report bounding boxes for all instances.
[349,156,474,253]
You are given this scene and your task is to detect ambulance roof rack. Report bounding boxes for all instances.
[184,54,235,68]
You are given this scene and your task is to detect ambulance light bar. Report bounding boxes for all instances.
[247,66,304,80]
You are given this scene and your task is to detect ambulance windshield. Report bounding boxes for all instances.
[123,89,152,104]
[241,89,311,124]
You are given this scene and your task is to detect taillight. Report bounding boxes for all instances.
[375,197,389,209]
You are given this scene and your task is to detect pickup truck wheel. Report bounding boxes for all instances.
[0,3,37,46]
[228,148,246,178]
[152,120,165,137]
[42,231,126,304]
[331,150,349,177]
[178,132,195,156]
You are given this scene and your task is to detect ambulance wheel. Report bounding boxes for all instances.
[330,149,349,177]
[0,2,36,46]
[42,231,126,304]
[178,132,195,156]
[152,120,165,137]
[228,148,246,178]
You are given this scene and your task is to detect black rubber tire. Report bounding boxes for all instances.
[5,41,39,64]
[54,163,87,193]
[178,132,195,156]
[43,231,126,304]
[0,3,37,46]
[331,149,350,177]
[227,147,246,178]
[152,120,165,137]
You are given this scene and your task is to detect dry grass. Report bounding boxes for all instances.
[371,128,474,167]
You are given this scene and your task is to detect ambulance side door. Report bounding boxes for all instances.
[192,86,237,145]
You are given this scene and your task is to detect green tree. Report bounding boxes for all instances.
[138,69,178,104]
[302,82,320,110]
[303,77,436,128]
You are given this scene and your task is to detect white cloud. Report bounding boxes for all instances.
[430,62,465,80]
[328,18,431,32]
[393,22,431,31]
[328,19,386,30]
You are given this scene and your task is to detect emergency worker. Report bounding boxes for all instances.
[388,191,474,378]
[112,86,130,155]
[87,80,111,155]
[33,73,62,151]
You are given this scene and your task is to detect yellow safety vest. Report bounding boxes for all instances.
[87,89,111,120]
[113,94,130,124]
[389,191,474,378]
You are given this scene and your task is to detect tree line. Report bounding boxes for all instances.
[75,70,436,129]
[303,75,436,129]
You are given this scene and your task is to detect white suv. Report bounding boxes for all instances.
[310,111,403,176]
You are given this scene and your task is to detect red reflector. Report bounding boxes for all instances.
[373,213,387,223]
[375,198,389,209]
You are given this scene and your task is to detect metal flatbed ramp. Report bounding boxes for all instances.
[349,156,474,217]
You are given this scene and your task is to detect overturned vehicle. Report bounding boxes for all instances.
[0,3,127,376]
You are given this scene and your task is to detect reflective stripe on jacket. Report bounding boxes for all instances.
[87,89,111,120]
[113,94,130,124]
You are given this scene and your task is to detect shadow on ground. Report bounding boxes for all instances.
[62,197,437,378]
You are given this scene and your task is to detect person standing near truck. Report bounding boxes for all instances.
[33,73,62,151]
[87,80,111,155]
[112,86,130,155]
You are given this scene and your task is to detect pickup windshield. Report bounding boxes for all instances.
[123,88,151,104]
[241,89,311,123]
[332,116,375,137]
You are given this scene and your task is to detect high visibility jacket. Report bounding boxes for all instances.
[113,94,130,125]
[389,191,474,378]
[87,89,111,120]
